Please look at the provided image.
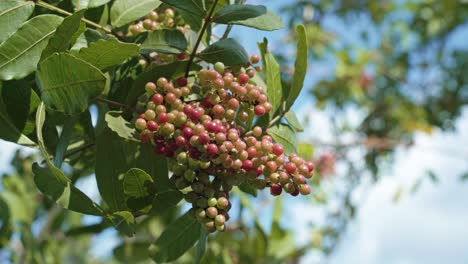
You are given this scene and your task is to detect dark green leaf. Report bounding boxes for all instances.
[150,189,183,215]
[32,163,104,215]
[72,0,111,10]
[105,110,138,141]
[162,0,205,31]
[0,86,35,146]
[110,0,162,27]
[285,25,308,110]
[0,15,63,80]
[198,38,249,66]
[0,0,35,43]
[53,115,78,168]
[267,124,297,154]
[212,4,266,24]
[141,29,188,54]
[148,211,202,262]
[0,195,11,241]
[252,221,268,258]
[41,10,86,62]
[95,127,137,212]
[194,230,208,264]
[1,80,40,136]
[37,53,106,115]
[258,40,282,118]
[232,10,284,31]
[77,39,140,70]
[284,111,304,132]
[136,144,170,191]
[123,168,154,209]
[107,211,135,236]
[114,242,151,262]
[239,182,257,197]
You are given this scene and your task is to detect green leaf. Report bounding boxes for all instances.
[123,168,154,209]
[141,29,188,54]
[148,211,202,262]
[114,242,151,262]
[136,144,170,191]
[105,110,138,141]
[0,0,35,43]
[150,189,183,215]
[77,39,140,71]
[0,86,35,146]
[252,221,268,258]
[107,211,136,236]
[37,53,106,115]
[32,163,104,215]
[35,102,104,215]
[284,111,304,132]
[285,25,308,111]
[0,81,40,136]
[72,0,111,10]
[162,0,205,31]
[198,38,249,66]
[239,182,257,197]
[110,0,162,27]
[231,10,284,31]
[95,127,136,212]
[194,231,208,264]
[258,40,282,118]
[212,4,266,24]
[267,124,297,154]
[41,10,86,62]
[0,15,63,80]
[297,143,314,160]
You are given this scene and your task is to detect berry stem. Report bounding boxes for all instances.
[184,0,219,78]
[36,1,123,40]
[95,97,135,112]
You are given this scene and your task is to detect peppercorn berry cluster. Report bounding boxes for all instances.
[128,8,189,36]
[133,57,314,232]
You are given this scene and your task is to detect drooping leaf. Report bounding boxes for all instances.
[0,86,35,146]
[198,38,249,66]
[162,0,205,31]
[231,10,284,31]
[0,0,35,43]
[267,124,297,154]
[285,25,308,110]
[34,102,104,215]
[110,0,162,27]
[0,15,63,80]
[105,110,138,141]
[72,0,111,10]
[77,39,140,70]
[141,29,188,54]
[194,230,208,264]
[148,211,202,262]
[114,242,151,263]
[258,40,283,118]
[37,53,106,115]
[123,168,154,210]
[32,163,104,215]
[53,115,78,168]
[107,211,136,236]
[0,81,40,136]
[41,10,86,62]
[212,4,266,24]
[284,111,304,132]
[150,189,183,215]
[95,127,137,212]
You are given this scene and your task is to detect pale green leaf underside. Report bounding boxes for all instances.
[0,0,35,43]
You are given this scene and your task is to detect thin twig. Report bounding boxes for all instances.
[95,96,135,112]
[184,0,219,78]
[63,142,96,159]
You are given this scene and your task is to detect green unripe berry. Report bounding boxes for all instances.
[184,169,196,182]
[160,123,175,136]
[216,224,225,231]
[216,197,229,210]
[207,197,217,207]
[200,161,211,169]
[203,187,215,198]
[196,197,208,208]
[192,182,205,193]
[196,208,206,220]
[177,152,188,164]
[214,62,225,73]
[185,191,198,203]
[146,101,156,110]
[145,109,156,120]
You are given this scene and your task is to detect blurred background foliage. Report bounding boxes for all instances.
[1,0,468,263]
